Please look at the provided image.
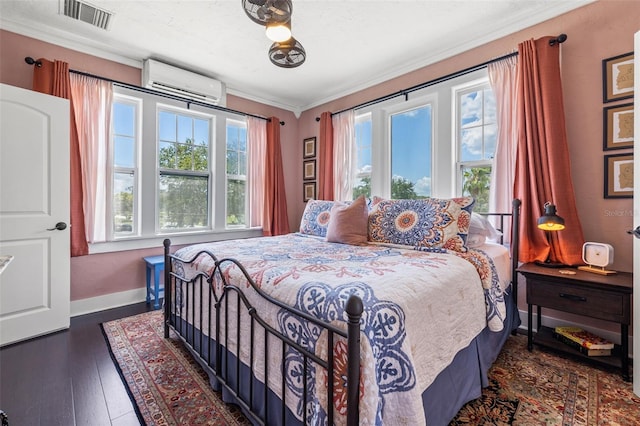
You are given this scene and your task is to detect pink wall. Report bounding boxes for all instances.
[299,0,637,274]
[0,0,636,305]
[0,29,300,301]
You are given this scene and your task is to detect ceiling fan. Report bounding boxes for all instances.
[242,0,306,68]
[269,38,306,68]
[242,0,292,25]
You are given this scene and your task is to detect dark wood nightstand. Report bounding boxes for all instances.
[517,262,633,381]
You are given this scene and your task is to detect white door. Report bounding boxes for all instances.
[0,83,70,346]
[633,31,640,397]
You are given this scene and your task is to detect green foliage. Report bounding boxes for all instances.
[226,179,246,225]
[158,138,210,229]
[353,176,421,200]
[462,166,491,212]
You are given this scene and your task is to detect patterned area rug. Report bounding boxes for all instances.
[103,310,639,425]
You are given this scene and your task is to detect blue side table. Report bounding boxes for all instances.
[144,255,165,310]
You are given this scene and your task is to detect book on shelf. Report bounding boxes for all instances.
[554,326,614,350]
[552,331,612,356]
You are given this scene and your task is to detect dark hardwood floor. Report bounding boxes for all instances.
[0,302,154,426]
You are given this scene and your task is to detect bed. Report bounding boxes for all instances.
[163,197,521,425]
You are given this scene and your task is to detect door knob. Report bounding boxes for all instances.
[47,222,67,231]
[627,226,640,239]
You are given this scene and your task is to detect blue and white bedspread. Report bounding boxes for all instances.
[173,233,507,426]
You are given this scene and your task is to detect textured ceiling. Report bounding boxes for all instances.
[0,0,593,114]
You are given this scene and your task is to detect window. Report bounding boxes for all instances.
[456,81,496,212]
[352,69,495,205]
[112,96,140,237]
[390,105,432,199]
[353,113,372,198]
[226,120,247,226]
[99,87,259,253]
[157,108,211,231]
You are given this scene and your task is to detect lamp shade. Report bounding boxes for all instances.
[537,202,565,231]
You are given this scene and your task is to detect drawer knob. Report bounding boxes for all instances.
[559,293,587,302]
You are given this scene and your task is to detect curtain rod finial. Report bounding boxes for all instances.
[549,34,567,46]
[25,57,42,67]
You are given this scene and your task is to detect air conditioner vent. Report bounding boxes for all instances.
[62,0,112,30]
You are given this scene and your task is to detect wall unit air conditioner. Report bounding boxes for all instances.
[142,59,225,106]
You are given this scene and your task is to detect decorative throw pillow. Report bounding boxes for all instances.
[299,200,337,237]
[368,196,475,252]
[326,196,368,245]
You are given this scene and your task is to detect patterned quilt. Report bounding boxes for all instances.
[173,233,507,425]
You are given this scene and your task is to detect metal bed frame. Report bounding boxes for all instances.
[163,199,521,426]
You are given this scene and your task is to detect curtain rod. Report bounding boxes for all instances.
[316,33,567,120]
[23,57,285,125]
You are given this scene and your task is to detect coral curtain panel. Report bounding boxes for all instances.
[69,74,113,243]
[317,111,334,200]
[262,117,290,236]
[332,110,356,201]
[33,59,88,256]
[247,116,266,228]
[488,55,518,243]
[514,37,585,265]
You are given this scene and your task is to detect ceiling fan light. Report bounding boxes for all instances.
[269,38,306,68]
[265,21,291,42]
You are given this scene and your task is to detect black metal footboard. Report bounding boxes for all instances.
[162,239,363,426]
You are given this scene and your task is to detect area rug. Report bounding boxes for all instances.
[103,310,639,425]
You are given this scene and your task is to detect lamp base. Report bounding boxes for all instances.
[534,259,567,268]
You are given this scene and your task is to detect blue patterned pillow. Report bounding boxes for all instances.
[299,200,337,237]
[368,197,475,252]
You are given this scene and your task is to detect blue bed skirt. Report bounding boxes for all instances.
[174,287,521,426]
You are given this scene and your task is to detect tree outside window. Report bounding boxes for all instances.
[157,111,210,230]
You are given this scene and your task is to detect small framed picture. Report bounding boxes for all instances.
[303,159,316,180]
[602,52,634,103]
[603,103,634,150]
[303,137,316,158]
[604,153,633,198]
[303,181,316,202]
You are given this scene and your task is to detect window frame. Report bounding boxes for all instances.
[225,118,249,228]
[111,93,142,241]
[453,77,495,212]
[90,86,261,254]
[352,68,490,202]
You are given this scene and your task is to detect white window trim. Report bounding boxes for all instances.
[453,76,493,195]
[90,86,260,254]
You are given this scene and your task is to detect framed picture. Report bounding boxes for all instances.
[604,153,633,198]
[303,137,316,158]
[303,159,316,180]
[602,52,634,103]
[603,103,634,150]
[303,181,316,202]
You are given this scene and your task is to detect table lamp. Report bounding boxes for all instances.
[536,201,565,267]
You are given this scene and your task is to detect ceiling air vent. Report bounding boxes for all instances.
[62,0,112,30]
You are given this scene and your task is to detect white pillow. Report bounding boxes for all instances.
[468,213,502,247]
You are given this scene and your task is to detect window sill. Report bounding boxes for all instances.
[88,228,264,254]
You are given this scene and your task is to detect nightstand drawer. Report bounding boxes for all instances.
[527,280,628,323]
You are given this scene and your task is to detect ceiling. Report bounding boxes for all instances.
[1,0,593,115]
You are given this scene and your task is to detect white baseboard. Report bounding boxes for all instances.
[517,309,634,357]
[70,288,148,317]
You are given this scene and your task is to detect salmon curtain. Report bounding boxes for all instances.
[317,111,334,200]
[262,117,290,236]
[514,37,585,265]
[33,59,88,256]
